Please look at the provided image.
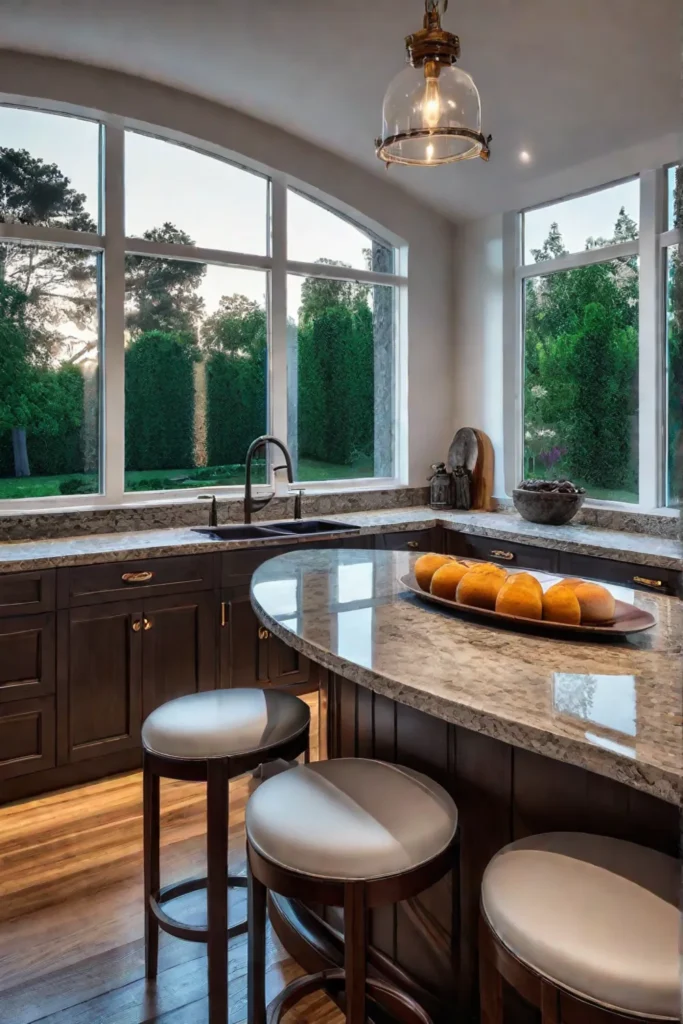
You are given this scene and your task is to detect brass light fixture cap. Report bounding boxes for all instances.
[406,0,460,67]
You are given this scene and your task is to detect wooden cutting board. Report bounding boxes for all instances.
[448,428,495,510]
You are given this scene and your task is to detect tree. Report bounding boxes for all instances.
[202,295,267,465]
[125,223,206,338]
[0,148,97,477]
[125,330,195,471]
[530,222,568,263]
[525,213,639,495]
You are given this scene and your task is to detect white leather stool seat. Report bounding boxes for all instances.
[481,832,679,1020]
[246,758,458,881]
[141,688,309,760]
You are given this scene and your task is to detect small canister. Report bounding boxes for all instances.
[428,463,454,510]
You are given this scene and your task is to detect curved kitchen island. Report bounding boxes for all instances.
[251,548,682,1022]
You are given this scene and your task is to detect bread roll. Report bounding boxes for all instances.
[495,579,542,619]
[507,572,542,598]
[414,553,453,593]
[542,585,581,625]
[430,560,470,600]
[574,582,616,624]
[466,562,508,579]
[456,569,507,610]
[560,578,585,591]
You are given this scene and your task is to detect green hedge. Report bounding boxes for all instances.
[206,348,266,467]
[125,330,195,471]
[298,302,374,465]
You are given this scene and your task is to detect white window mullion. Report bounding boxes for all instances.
[638,169,666,509]
[269,176,288,473]
[102,121,126,504]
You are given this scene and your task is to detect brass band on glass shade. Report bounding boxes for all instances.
[376,0,491,167]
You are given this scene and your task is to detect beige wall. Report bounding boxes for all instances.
[0,50,456,487]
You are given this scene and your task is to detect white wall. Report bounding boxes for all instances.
[453,214,507,496]
[0,50,456,487]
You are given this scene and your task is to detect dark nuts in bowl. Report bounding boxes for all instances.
[513,479,586,525]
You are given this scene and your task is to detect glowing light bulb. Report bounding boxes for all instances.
[426,143,435,162]
[423,74,442,128]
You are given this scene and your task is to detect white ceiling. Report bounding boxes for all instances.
[0,0,680,222]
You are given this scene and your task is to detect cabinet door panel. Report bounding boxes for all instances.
[58,602,142,764]
[220,588,311,690]
[0,614,55,703]
[0,571,55,617]
[141,592,217,719]
[0,697,55,780]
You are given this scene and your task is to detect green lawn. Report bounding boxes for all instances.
[0,456,376,500]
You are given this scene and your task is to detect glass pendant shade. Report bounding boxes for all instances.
[378,62,486,166]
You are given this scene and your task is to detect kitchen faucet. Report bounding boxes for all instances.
[243,435,303,524]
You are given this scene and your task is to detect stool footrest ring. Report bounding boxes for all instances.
[265,968,434,1024]
[150,873,249,944]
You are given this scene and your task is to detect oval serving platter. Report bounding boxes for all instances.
[399,573,657,638]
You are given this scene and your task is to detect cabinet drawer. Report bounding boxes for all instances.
[374,528,442,553]
[0,697,55,780]
[0,614,55,704]
[446,533,560,573]
[59,554,215,607]
[222,545,298,586]
[557,552,680,595]
[0,571,56,617]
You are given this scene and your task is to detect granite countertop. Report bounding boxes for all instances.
[0,507,679,573]
[250,548,682,804]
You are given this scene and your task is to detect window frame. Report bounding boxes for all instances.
[504,167,676,512]
[0,100,408,511]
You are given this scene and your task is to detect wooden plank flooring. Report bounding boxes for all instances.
[0,694,342,1024]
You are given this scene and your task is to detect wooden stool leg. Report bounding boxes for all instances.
[344,882,367,1024]
[478,916,504,1024]
[143,757,160,980]
[207,760,229,1024]
[247,850,267,1024]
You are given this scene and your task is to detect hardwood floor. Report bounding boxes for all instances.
[0,694,342,1024]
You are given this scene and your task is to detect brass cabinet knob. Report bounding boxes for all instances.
[143,617,153,630]
[122,571,154,584]
[490,550,515,561]
[258,626,270,641]
[633,576,663,589]
[132,619,142,632]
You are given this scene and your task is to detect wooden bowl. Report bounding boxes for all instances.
[512,488,585,526]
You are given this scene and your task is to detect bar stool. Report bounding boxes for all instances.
[141,688,310,1024]
[479,832,679,1024]
[245,757,459,1024]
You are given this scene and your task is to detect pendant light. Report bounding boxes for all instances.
[376,0,491,167]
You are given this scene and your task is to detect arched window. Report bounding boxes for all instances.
[0,105,405,506]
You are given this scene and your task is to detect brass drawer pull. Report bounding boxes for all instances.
[221,601,227,627]
[490,550,515,561]
[633,576,663,589]
[258,626,270,641]
[132,619,142,632]
[122,571,154,584]
[406,540,420,549]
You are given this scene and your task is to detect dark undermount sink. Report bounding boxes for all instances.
[191,524,284,541]
[267,519,360,535]
[192,519,360,542]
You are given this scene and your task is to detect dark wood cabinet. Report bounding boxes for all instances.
[219,586,311,691]
[0,697,55,781]
[0,570,55,617]
[141,591,217,718]
[445,532,560,573]
[0,613,55,704]
[374,528,443,553]
[57,601,142,765]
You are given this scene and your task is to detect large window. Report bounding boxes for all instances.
[517,172,677,509]
[665,167,682,507]
[0,105,402,506]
